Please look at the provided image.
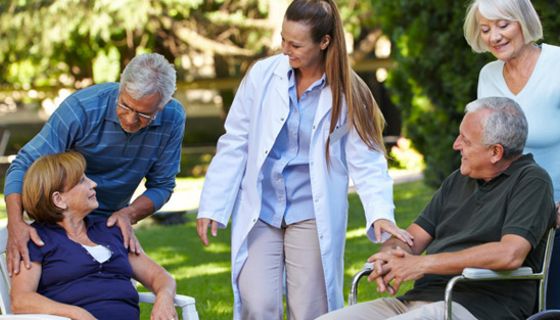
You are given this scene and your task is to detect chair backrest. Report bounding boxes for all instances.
[538,227,556,311]
[0,127,10,157]
[0,226,13,315]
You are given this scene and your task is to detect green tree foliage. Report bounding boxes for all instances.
[370,0,560,187]
[0,0,272,89]
[0,0,382,112]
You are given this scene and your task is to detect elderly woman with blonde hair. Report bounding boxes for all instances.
[10,151,178,320]
[464,0,560,309]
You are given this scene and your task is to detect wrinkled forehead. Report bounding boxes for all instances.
[462,110,488,136]
[119,89,162,113]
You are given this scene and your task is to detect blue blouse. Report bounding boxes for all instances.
[28,216,139,320]
[260,70,325,227]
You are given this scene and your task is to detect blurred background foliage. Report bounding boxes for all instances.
[0,0,273,89]
[2,0,559,186]
[1,0,399,177]
[0,0,378,90]
[370,0,560,187]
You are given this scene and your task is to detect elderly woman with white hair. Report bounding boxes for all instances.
[464,0,560,309]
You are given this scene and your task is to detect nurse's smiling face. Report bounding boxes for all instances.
[280,19,330,73]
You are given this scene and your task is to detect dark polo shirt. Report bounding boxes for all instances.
[400,154,555,319]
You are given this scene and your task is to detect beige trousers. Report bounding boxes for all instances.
[316,297,478,320]
[238,219,328,320]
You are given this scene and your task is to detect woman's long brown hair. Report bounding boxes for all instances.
[285,0,386,161]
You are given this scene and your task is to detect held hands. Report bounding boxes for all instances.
[7,220,44,276]
[367,247,424,295]
[196,218,219,246]
[373,219,414,246]
[107,208,142,255]
[151,293,178,320]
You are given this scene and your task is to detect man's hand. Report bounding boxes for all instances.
[366,255,396,295]
[373,219,414,246]
[370,247,425,294]
[107,208,142,254]
[7,221,44,276]
[196,218,219,246]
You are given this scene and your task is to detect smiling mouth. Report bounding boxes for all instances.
[492,42,509,51]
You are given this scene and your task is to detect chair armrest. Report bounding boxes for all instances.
[0,315,70,319]
[138,292,199,320]
[445,267,536,320]
[462,267,534,279]
[138,292,196,307]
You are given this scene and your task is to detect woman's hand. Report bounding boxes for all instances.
[197,218,219,246]
[151,292,177,320]
[373,219,414,246]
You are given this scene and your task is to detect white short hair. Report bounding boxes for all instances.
[119,53,177,109]
[464,0,542,53]
[465,97,528,159]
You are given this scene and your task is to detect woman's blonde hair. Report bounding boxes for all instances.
[464,0,542,53]
[22,151,86,224]
[284,0,386,160]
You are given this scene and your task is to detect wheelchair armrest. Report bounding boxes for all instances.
[445,266,536,320]
[462,267,534,279]
[348,262,375,305]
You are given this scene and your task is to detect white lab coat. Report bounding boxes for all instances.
[198,54,395,319]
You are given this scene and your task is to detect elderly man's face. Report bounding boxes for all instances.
[116,90,161,133]
[453,110,495,180]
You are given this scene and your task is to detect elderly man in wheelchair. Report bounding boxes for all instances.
[318,97,556,320]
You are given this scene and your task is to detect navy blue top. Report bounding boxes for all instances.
[28,216,139,320]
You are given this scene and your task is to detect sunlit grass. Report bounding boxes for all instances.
[0,194,5,220]
[346,227,367,240]
[136,179,435,319]
[0,177,434,319]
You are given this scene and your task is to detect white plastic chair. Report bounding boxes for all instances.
[348,228,556,320]
[0,226,199,319]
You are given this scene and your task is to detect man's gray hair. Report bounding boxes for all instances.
[465,97,528,159]
[119,53,177,109]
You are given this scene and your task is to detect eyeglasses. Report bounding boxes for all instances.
[117,102,158,122]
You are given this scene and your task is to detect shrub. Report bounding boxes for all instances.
[371,0,560,187]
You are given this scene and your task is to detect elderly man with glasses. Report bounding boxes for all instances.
[4,53,186,276]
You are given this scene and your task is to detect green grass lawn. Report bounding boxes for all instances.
[0,194,4,220]
[136,179,435,319]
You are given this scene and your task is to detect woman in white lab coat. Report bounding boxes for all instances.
[197,0,411,319]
